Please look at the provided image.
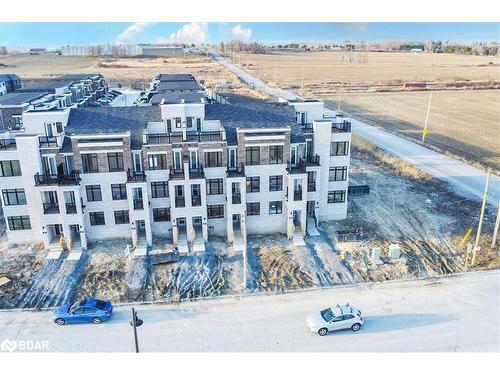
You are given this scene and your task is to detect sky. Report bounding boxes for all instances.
[0,22,498,48]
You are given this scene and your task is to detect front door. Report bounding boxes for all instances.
[173,150,182,170]
[189,150,198,169]
[307,201,315,215]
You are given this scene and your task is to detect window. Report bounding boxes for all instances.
[65,155,74,173]
[204,151,222,167]
[7,215,31,230]
[114,210,129,224]
[246,177,260,193]
[196,118,202,130]
[329,166,348,181]
[175,117,181,128]
[89,212,105,226]
[153,208,170,222]
[247,202,260,216]
[245,147,260,165]
[207,205,224,219]
[330,141,349,156]
[2,188,26,205]
[148,154,168,170]
[151,181,168,198]
[133,153,142,172]
[228,148,237,168]
[166,119,172,131]
[81,153,99,173]
[111,184,127,200]
[56,122,63,133]
[328,190,346,203]
[0,160,21,177]
[107,152,124,172]
[269,175,283,191]
[186,117,193,128]
[206,179,223,195]
[269,201,283,215]
[269,145,283,164]
[86,185,102,202]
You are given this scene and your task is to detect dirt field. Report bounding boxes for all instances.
[228,51,500,90]
[324,90,500,173]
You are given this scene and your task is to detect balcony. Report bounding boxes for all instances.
[185,131,223,142]
[169,168,185,180]
[331,120,352,133]
[231,193,241,205]
[34,171,80,186]
[39,136,58,148]
[286,160,306,174]
[189,165,205,179]
[43,202,60,214]
[227,164,245,178]
[175,197,185,208]
[146,133,183,144]
[65,203,77,214]
[127,169,146,182]
[301,124,314,133]
[294,190,303,201]
[305,154,320,166]
[191,196,202,207]
[133,198,144,210]
[0,139,16,151]
[146,131,223,144]
[307,182,316,192]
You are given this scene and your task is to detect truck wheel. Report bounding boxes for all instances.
[318,328,328,336]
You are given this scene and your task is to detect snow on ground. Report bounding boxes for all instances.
[0,270,498,352]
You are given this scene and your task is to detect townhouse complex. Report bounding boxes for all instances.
[0,73,351,253]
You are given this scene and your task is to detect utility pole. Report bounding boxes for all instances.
[492,199,500,249]
[421,91,432,144]
[131,307,139,353]
[472,169,491,265]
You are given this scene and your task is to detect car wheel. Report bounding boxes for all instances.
[318,327,328,336]
[351,323,361,331]
[92,317,102,324]
[55,318,65,326]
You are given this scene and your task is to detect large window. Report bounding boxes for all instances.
[86,185,102,202]
[329,166,348,181]
[245,147,260,165]
[148,154,168,170]
[107,152,124,172]
[81,153,99,173]
[2,188,26,205]
[111,184,127,200]
[207,205,224,219]
[247,202,260,216]
[153,208,171,222]
[246,177,260,193]
[89,211,105,226]
[330,141,349,156]
[269,201,283,215]
[328,190,346,203]
[0,160,21,177]
[204,151,222,167]
[7,215,31,230]
[151,181,169,198]
[269,175,283,191]
[114,210,129,224]
[206,179,223,195]
[269,145,283,164]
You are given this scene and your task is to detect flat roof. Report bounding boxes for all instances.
[149,92,205,105]
[156,73,195,82]
[156,80,201,92]
[18,80,74,92]
[0,92,49,106]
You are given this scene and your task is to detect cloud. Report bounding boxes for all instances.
[231,24,252,41]
[157,22,208,44]
[115,22,152,44]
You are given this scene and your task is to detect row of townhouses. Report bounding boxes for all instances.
[0,73,351,254]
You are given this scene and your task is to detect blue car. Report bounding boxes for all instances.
[53,298,113,325]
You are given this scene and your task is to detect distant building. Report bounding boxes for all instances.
[0,74,22,93]
[141,47,185,57]
[29,48,47,55]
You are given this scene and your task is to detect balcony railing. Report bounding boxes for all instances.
[307,182,316,192]
[146,133,183,144]
[127,169,146,182]
[175,196,185,208]
[39,136,58,148]
[146,131,223,144]
[301,124,314,133]
[169,168,185,180]
[331,120,352,133]
[34,171,80,186]
[133,198,144,210]
[189,165,205,179]
[43,202,60,214]
[66,203,77,214]
[286,160,306,174]
[227,164,245,177]
[232,193,241,205]
[0,139,16,150]
[305,154,320,166]
[185,131,223,142]
[294,190,303,201]
[191,196,202,207]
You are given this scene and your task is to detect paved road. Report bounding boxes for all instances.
[0,271,498,352]
[210,50,499,203]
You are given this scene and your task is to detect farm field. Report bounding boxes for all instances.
[323,90,500,172]
[228,51,500,90]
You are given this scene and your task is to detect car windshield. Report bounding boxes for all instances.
[68,300,83,313]
[320,308,336,322]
